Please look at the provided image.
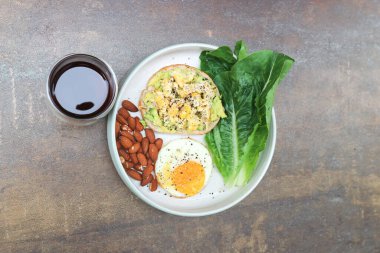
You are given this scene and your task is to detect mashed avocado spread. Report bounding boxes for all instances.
[141,65,226,133]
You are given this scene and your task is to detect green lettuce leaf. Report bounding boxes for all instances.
[234,40,249,61]
[200,46,236,79]
[201,42,294,186]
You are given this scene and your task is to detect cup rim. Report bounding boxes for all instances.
[46,53,118,123]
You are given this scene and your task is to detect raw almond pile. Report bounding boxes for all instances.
[115,100,163,192]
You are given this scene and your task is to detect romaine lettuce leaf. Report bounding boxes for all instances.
[201,41,294,186]
[200,46,236,79]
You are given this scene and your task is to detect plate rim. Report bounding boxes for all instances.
[107,43,276,217]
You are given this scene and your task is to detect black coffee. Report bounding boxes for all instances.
[48,55,116,119]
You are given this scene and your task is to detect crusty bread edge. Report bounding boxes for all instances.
[138,64,221,135]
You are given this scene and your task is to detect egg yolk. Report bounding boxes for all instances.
[172,161,205,196]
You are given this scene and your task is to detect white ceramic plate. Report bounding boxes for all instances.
[107,43,276,217]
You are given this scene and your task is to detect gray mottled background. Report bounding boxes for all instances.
[0,0,379,252]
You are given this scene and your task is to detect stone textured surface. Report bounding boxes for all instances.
[0,0,379,252]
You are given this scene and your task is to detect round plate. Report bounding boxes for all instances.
[107,43,276,217]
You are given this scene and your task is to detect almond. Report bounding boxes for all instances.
[134,131,143,143]
[150,177,158,192]
[147,159,153,166]
[121,124,134,134]
[134,163,144,172]
[130,153,138,164]
[145,128,155,143]
[148,143,158,161]
[135,117,144,131]
[115,121,120,137]
[154,138,163,150]
[116,140,121,149]
[126,168,142,181]
[142,137,149,154]
[122,100,138,112]
[116,115,128,125]
[118,107,130,119]
[123,161,134,169]
[137,153,147,166]
[120,136,133,149]
[143,164,154,179]
[120,131,135,142]
[127,116,136,130]
[129,142,141,154]
[141,174,153,186]
[118,149,130,161]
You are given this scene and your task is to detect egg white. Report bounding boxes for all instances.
[155,138,213,197]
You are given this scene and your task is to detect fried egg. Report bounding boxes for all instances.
[155,138,213,197]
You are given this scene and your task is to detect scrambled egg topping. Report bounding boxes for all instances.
[142,66,226,133]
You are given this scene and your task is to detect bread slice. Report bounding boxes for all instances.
[139,64,224,135]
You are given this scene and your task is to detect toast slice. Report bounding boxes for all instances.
[139,64,226,135]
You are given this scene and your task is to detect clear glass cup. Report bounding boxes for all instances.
[46,54,118,125]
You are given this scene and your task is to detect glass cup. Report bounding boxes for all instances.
[46,54,118,125]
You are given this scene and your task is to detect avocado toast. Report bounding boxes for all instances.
[139,64,226,134]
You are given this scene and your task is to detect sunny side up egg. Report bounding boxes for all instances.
[155,138,213,198]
